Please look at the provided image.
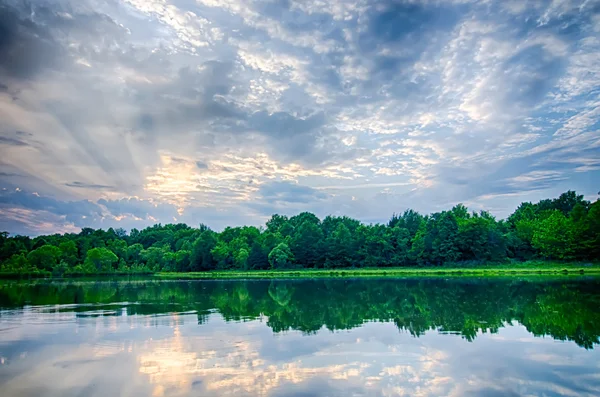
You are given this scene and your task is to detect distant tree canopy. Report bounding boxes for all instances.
[1,191,599,275]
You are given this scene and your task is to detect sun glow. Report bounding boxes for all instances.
[144,152,358,208]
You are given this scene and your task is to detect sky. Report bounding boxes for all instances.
[0,0,599,235]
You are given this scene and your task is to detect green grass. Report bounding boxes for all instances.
[155,262,600,279]
[3,262,598,280]
[0,270,154,279]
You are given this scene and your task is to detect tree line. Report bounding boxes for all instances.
[1,278,598,348]
[0,190,598,275]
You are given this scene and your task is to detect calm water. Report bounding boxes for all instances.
[0,278,599,397]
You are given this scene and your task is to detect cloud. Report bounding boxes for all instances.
[0,188,103,234]
[3,311,598,397]
[0,136,29,146]
[65,181,116,190]
[0,0,598,233]
[98,197,178,221]
[0,172,22,177]
[258,181,327,204]
[0,2,64,79]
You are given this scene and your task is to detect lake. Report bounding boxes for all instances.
[0,277,599,396]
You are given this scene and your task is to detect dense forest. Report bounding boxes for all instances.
[0,190,599,275]
[0,278,598,348]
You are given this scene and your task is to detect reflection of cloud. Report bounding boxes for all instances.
[139,324,201,396]
[137,315,370,396]
[1,309,600,397]
[132,316,600,397]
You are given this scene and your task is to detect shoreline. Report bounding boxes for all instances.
[1,263,599,279]
[155,266,600,279]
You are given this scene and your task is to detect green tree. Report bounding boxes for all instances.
[432,212,460,263]
[84,248,118,272]
[0,233,30,262]
[211,241,232,269]
[410,212,460,265]
[235,248,250,270]
[175,250,191,272]
[127,243,144,263]
[388,209,423,238]
[58,240,78,267]
[289,212,320,228]
[553,190,588,216]
[191,231,217,271]
[451,204,470,220]
[108,239,128,260]
[248,241,269,270]
[1,189,598,274]
[52,260,69,277]
[27,245,61,271]
[162,251,178,272]
[359,225,394,267]
[266,214,289,234]
[1,253,31,273]
[325,223,353,268]
[290,221,324,268]
[583,200,600,258]
[268,243,294,269]
[532,211,576,259]
[388,226,411,265]
[141,246,172,271]
[457,214,506,262]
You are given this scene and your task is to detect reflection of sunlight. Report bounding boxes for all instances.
[92,342,126,358]
[133,316,465,397]
[136,315,371,396]
[139,326,199,396]
[377,349,451,397]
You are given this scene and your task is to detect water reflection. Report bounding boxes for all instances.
[0,278,599,396]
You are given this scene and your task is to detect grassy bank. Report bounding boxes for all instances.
[156,262,600,279]
[0,270,154,279]
[2,262,598,279]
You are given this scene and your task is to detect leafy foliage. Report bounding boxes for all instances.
[0,190,598,275]
[268,243,294,269]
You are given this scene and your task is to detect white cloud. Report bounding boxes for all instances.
[0,0,598,233]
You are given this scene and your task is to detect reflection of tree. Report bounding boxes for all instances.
[268,281,294,307]
[1,278,599,349]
